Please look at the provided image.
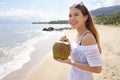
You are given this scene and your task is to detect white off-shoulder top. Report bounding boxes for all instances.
[69,41,103,80]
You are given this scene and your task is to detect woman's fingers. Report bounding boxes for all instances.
[60,35,66,41]
[56,58,71,64]
[60,35,69,42]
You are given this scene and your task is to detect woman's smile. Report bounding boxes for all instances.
[71,21,78,26]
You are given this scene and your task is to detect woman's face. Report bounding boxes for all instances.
[69,7,87,29]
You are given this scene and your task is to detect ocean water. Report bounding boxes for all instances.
[0,24,70,79]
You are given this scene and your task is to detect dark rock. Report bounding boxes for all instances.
[42,27,54,31]
[42,28,48,31]
[48,27,54,31]
[42,27,71,31]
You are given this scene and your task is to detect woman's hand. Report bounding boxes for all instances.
[55,58,73,65]
[60,35,69,42]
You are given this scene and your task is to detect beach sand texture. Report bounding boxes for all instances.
[2,25,120,80]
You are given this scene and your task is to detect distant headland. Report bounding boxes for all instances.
[32,20,69,24]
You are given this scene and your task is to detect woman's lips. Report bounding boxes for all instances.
[71,21,78,25]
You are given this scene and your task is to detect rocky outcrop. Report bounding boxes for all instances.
[42,27,54,31]
[42,27,71,31]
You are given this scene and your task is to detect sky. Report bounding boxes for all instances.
[0,0,120,23]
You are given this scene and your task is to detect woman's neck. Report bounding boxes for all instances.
[76,26,89,36]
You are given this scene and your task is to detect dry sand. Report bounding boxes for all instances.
[2,25,120,80]
[94,25,120,80]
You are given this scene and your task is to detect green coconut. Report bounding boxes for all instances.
[52,41,71,60]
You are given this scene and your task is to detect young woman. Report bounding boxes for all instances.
[55,2,103,80]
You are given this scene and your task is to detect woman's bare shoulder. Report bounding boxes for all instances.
[82,33,96,46]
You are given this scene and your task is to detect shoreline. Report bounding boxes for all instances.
[1,50,52,80]
[1,31,62,80]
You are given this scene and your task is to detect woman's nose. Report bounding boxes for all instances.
[69,16,75,22]
[69,16,76,20]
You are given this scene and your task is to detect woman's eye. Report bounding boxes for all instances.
[74,13,79,16]
[69,14,71,17]
[69,13,79,17]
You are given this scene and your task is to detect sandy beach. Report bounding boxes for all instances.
[2,25,120,80]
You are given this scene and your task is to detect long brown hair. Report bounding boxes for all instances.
[70,2,102,53]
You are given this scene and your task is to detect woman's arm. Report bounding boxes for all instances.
[70,60,102,73]
[56,59,102,73]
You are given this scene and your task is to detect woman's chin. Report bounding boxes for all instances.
[71,25,77,29]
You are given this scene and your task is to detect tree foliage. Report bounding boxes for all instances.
[94,11,120,25]
[49,20,68,24]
